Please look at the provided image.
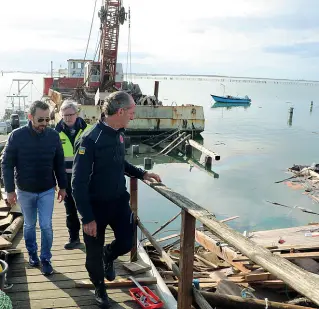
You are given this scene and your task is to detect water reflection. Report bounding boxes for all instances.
[126,138,220,179]
[211,102,251,110]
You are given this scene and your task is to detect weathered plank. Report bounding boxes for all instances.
[188,139,220,160]
[143,179,319,305]
[195,230,250,273]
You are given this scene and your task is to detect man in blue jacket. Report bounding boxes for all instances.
[1,100,67,276]
[72,91,161,308]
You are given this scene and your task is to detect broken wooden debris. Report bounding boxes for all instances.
[122,259,152,275]
[168,286,316,309]
[195,230,251,274]
[75,276,157,288]
[265,200,319,216]
[2,216,24,242]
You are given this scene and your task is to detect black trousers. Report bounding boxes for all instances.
[64,174,80,240]
[83,194,134,285]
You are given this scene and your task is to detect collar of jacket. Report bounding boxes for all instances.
[97,120,125,135]
[55,117,87,133]
[27,120,48,137]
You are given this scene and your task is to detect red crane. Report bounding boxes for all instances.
[98,0,126,92]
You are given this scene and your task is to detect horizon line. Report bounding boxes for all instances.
[1,70,319,83]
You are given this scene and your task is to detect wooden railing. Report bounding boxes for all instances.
[129,177,319,309]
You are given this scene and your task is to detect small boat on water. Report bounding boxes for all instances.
[211,94,251,104]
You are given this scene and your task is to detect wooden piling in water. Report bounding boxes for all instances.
[154,81,159,100]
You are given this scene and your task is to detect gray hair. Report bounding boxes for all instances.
[60,99,78,114]
[102,91,132,116]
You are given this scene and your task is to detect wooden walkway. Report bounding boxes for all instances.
[5,202,153,309]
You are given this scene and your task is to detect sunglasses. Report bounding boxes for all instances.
[37,117,50,123]
[62,113,76,118]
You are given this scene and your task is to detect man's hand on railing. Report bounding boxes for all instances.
[143,172,161,183]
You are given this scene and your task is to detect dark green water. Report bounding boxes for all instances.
[128,76,319,236]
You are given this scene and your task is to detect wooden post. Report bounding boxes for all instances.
[154,81,159,100]
[130,177,138,262]
[204,156,212,169]
[178,210,196,309]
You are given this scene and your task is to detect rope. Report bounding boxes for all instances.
[125,6,131,82]
[76,0,98,88]
[0,290,12,309]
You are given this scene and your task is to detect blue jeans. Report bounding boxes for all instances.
[17,187,55,261]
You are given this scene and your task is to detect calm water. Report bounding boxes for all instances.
[1,72,319,237]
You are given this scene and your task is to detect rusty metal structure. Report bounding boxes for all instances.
[44,0,205,136]
[99,0,126,91]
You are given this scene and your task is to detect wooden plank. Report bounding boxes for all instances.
[244,272,277,282]
[0,235,12,249]
[178,210,196,309]
[122,259,151,275]
[2,216,24,242]
[137,219,180,276]
[169,286,316,309]
[195,230,250,273]
[249,224,319,249]
[130,177,138,262]
[0,210,9,218]
[143,179,319,305]
[75,277,157,288]
[0,213,13,229]
[235,251,319,262]
[11,292,143,308]
[9,202,22,215]
[188,139,220,160]
[144,233,180,246]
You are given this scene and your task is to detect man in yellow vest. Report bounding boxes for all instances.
[55,99,91,249]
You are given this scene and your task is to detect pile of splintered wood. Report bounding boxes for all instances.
[143,218,319,309]
[0,189,23,250]
[281,164,319,205]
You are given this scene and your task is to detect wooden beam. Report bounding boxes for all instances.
[151,212,181,237]
[75,277,157,288]
[138,218,213,309]
[164,134,191,155]
[137,219,180,276]
[158,132,186,155]
[2,216,24,242]
[234,251,319,262]
[188,139,220,161]
[195,230,250,273]
[150,129,179,148]
[143,180,319,306]
[130,177,138,262]
[169,286,315,309]
[178,210,196,309]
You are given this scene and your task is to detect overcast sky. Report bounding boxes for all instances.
[0,0,318,79]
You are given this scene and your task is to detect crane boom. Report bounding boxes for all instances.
[98,0,126,92]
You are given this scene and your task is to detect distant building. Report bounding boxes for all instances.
[58,68,68,77]
[67,59,92,77]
